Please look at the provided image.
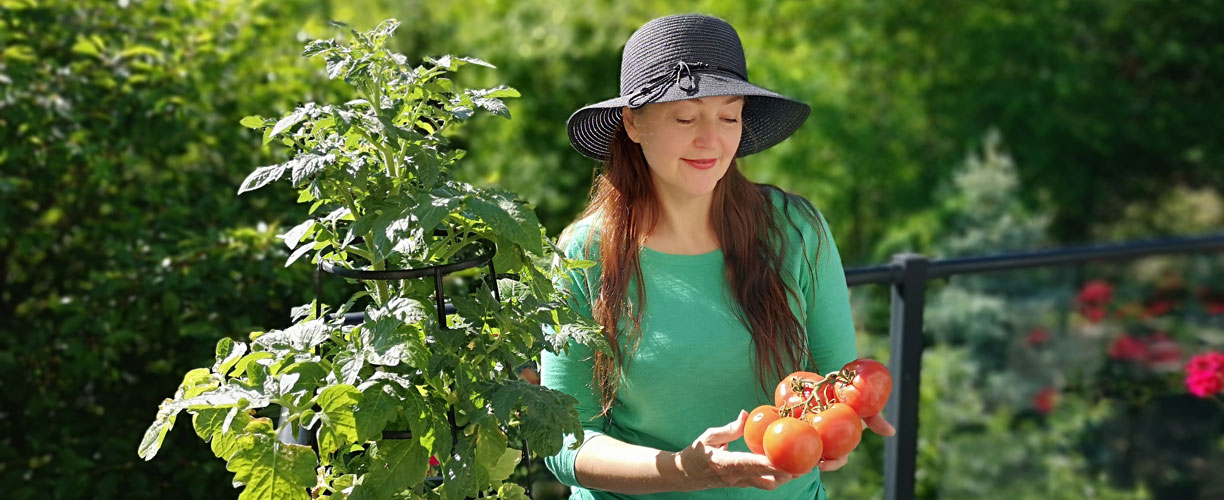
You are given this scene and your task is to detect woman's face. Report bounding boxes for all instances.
[622,95,744,200]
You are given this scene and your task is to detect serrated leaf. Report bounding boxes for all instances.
[471,96,509,119]
[278,219,316,250]
[193,408,255,460]
[316,384,361,454]
[360,316,427,368]
[470,85,519,100]
[464,191,543,256]
[355,381,401,442]
[497,483,530,500]
[212,338,248,377]
[457,56,495,68]
[489,380,583,457]
[225,420,316,500]
[237,165,287,195]
[486,447,522,489]
[302,38,337,58]
[439,432,478,500]
[289,152,336,185]
[267,108,306,144]
[418,190,461,233]
[285,243,313,268]
[253,320,329,354]
[356,439,428,499]
[239,115,265,129]
[333,349,364,386]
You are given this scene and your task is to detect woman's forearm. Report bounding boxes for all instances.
[572,434,697,494]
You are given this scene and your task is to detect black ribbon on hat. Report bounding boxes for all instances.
[626,61,746,107]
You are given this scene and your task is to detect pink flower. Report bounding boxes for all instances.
[1186,372,1223,397]
[1025,328,1051,347]
[1077,280,1114,323]
[1033,387,1057,414]
[1143,300,1172,318]
[429,455,441,467]
[1079,280,1113,305]
[1144,333,1183,371]
[1108,335,1147,361]
[1187,351,1224,374]
[1185,351,1224,398]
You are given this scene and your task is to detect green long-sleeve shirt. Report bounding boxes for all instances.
[540,189,858,500]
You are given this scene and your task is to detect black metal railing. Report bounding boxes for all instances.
[845,233,1224,500]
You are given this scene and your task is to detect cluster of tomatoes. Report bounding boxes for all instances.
[742,358,893,475]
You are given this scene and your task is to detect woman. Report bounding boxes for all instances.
[541,13,894,499]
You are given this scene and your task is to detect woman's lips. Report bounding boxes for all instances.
[683,158,717,170]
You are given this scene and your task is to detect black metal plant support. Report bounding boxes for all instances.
[306,236,538,498]
[314,236,501,328]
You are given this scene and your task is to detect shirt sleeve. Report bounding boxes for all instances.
[801,209,859,376]
[539,225,608,489]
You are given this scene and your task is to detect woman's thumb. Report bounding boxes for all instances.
[702,410,749,446]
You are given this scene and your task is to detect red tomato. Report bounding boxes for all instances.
[774,371,819,408]
[743,405,781,455]
[762,417,823,475]
[836,359,893,418]
[781,393,808,420]
[805,403,862,459]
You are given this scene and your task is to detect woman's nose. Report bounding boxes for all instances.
[692,119,719,149]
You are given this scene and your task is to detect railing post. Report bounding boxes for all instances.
[884,253,927,500]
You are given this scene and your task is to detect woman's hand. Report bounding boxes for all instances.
[864,413,895,437]
[673,410,798,491]
[818,413,896,472]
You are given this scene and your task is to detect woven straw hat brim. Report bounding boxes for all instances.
[566,71,810,161]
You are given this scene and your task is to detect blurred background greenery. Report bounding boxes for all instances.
[1,0,1221,498]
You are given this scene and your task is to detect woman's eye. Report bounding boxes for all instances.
[722,117,740,123]
[676,118,694,124]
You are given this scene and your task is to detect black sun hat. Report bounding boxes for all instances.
[566,14,811,162]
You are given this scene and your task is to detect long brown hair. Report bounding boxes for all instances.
[566,124,827,418]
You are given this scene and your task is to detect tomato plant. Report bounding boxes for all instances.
[744,405,781,455]
[834,359,893,418]
[135,19,607,500]
[762,417,824,475]
[804,402,862,460]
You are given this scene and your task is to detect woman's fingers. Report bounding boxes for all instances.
[864,413,896,437]
[817,454,849,471]
[696,410,748,448]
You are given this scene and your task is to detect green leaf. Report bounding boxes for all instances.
[225,419,316,500]
[302,38,338,58]
[485,447,522,490]
[470,85,520,100]
[212,338,247,377]
[284,242,314,268]
[497,483,530,500]
[288,152,336,185]
[360,316,426,367]
[464,190,543,256]
[355,439,429,499]
[457,56,496,68]
[355,381,400,442]
[237,164,288,195]
[417,189,461,233]
[439,432,478,500]
[252,319,329,355]
[267,108,307,144]
[278,219,317,250]
[193,408,255,460]
[333,349,364,386]
[239,115,266,129]
[489,380,583,457]
[316,384,361,454]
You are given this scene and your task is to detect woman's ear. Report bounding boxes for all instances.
[621,107,641,144]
